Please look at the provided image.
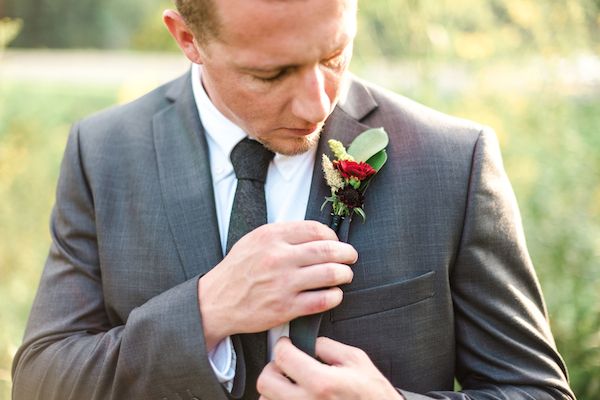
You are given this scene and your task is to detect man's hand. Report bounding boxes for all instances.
[256,337,402,400]
[198,221,357,350]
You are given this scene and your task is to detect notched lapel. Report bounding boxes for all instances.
[298,78,378,341]
[153,75,223,280]
[304,77,377,240]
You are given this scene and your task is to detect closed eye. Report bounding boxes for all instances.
[254,67,292,83]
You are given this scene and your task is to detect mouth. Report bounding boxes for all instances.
[284,125,321,136]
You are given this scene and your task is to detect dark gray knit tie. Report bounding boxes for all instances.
[227,137,274,400]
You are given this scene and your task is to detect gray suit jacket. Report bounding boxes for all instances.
[12,72,574,400]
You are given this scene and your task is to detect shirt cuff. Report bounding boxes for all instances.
[207,336,237,392]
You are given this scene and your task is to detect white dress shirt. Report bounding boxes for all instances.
[191,64,317,390]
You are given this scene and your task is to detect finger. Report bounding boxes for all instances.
[293,263,354,291]
[293,240,358,266]
[292,286,344,316]
[315,336,367,366]
[272,337,328,388]
[257,361,304,400]
[270,221,339,244]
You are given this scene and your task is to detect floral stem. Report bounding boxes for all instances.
[330,214,344,233]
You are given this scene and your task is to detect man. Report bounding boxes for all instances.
[12,0,575,399]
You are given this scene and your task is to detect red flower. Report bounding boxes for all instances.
[333,160,376,180]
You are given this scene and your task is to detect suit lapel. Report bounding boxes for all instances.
[304,76,377,243]
[153,73,223,279]
[294,77,378,345]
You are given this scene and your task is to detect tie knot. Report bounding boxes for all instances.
[230,138,275,183]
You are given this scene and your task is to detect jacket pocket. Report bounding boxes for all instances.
[331,271,435,322]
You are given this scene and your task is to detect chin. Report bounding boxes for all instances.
[260,130,321,156]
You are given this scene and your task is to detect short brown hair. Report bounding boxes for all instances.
[174,0,221,43]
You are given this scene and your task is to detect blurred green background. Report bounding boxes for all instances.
[1,0,599,399]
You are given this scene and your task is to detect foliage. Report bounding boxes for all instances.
[354,0,600,63]
[0,18,22,50]
[0,82,117,399]
[3,0,158,48]
[3,0,600,59]
[129,1,179,51]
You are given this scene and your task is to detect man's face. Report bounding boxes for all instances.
[196,0,357,155]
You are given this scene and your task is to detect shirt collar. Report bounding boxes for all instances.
[272,152,315,182]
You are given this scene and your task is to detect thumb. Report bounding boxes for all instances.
[315,336,362,366]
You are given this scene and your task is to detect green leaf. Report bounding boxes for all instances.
[347,127,389,162]
[321,196,337,211]
[365,149,388,172]
[354,207,366,222]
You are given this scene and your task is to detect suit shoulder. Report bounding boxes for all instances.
[75,74,187,144]
[350,77,499,185]
[65,74,190,184]
[357,77,487,148]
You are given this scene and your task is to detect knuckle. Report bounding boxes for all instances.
[306,293,327,314]
[269,298,283,314]
[272,296,291,315]
[274,343,289,367]
[323,264,339,285]
[319,241,335,259]
[314,378,334,398]
[319,291,333,310]
[310,288,341,313]
[307,220,332,239]
[352,346,369,361]
[262,247,285,270]
[308,221,323,238]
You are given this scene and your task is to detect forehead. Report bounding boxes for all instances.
[211,0,357,65]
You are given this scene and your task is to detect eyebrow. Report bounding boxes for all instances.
[236,38,351,74]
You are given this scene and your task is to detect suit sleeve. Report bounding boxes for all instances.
[11,124,229,400]
[398,129,574,399]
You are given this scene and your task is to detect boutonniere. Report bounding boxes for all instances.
[321,127,389,229]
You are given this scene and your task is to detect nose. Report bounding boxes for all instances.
[291,66,331,124]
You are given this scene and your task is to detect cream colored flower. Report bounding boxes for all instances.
[322,154,344,190]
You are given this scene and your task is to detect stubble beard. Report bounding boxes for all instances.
[258,125,323,156]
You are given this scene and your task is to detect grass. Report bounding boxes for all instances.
[0,81,117,398]
[1,61,599,399]
[396,70,600,397]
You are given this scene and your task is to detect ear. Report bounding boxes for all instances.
[163,9,204,64]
